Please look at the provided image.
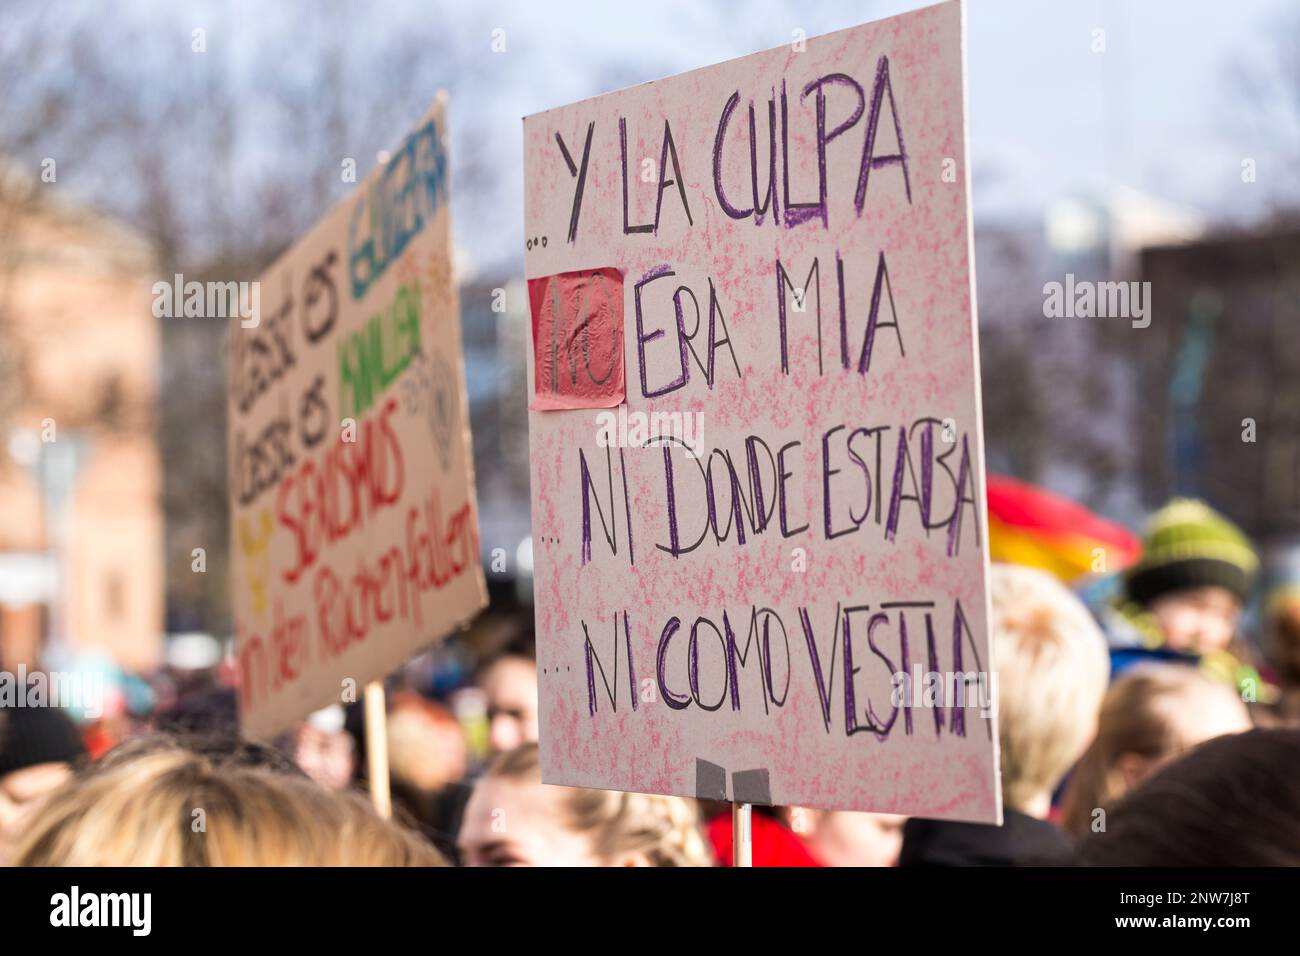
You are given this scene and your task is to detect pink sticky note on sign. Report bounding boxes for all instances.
[528,267,625,410]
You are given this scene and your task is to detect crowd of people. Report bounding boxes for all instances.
[2,496,1300,867]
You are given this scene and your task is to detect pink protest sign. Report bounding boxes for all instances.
[522,0,1000,821]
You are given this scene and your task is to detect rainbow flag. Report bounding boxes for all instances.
[986,474,1140,582]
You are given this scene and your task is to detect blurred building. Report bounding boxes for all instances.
[1136,226,1300,547]
[975,188,1204,526]
[0,185,163,672]
[460,278,533,605]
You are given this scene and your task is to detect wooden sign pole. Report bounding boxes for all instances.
[364,681,392,819]
[732,802,752,867]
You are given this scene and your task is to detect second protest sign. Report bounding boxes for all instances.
[229,97,486,740]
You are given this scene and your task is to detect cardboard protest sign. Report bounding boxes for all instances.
[523,0,1000,820]
[229,97,486,740]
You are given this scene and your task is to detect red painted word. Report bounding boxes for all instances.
[312,487,479,660]
[277,396,405,585]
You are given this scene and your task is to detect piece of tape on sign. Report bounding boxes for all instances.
[695,759,727,801]
[732,769,772,806]
[694,760,772,804]
[528,267,625,411]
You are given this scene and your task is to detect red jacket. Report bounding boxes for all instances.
[706,811,823,867]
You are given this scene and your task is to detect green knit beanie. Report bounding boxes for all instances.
[1124,499,1258,607]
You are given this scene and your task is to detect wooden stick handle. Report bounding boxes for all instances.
[364,681,391,819]
[732,802,752,867]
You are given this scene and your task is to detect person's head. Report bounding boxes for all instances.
[477,654,539,754]
[288,705,355,792]
[458,742,712,866]
[1060,664,1252,837]
[1124,499,1257,655]
[97,730,303,774]
[783,808,905,867]
[154,685,239,736]
[386,692,467,795]
[1266,589,1300,686]
[1079,728,1300,866]
[989,564,1110,816]
[0,704,86,864]
[13,737,445,866]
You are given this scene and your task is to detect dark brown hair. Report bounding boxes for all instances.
[1078,728,1300,866]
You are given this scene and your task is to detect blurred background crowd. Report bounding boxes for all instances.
[3,0,1300,866]
[4,494,1300,866]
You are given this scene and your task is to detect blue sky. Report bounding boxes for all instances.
[51,0,1298,275]
[444,0,1295,272]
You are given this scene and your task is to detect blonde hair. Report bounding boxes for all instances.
[14,742,446,866]
[989,564,1109,811]
[1060,665,1244,837]
[487,743,713,867]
